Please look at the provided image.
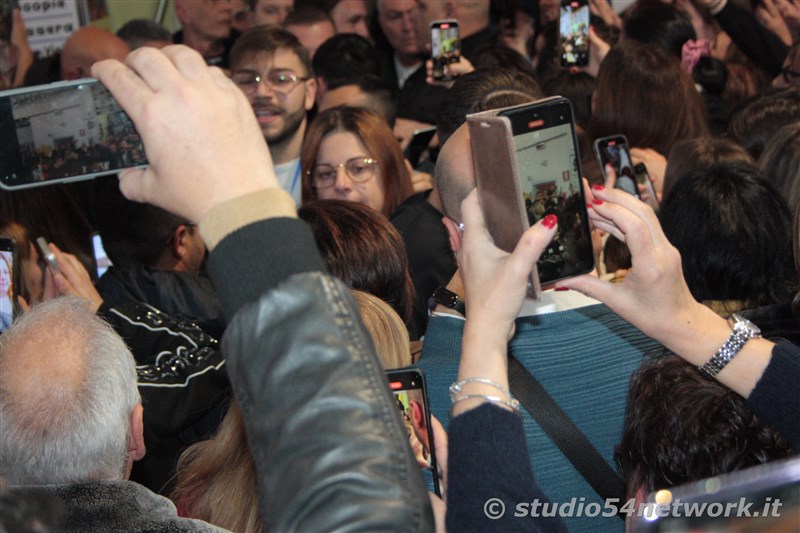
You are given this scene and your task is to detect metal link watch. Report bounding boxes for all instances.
[699,314,761,379]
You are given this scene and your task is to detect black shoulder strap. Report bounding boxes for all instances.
[508,355,626,520]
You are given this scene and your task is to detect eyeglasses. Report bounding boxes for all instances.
[231,69,310,95]
[781,66,800,84]
[309,157,379,189]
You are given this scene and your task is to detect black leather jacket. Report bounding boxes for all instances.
[207,217,434,531]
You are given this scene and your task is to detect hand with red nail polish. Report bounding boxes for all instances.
[457,189,559,343]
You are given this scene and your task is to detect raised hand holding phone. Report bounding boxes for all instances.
[92,45,280,224]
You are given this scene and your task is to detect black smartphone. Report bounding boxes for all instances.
[1,236,17,332]
[430,19,460,82]
[634,162,659,210]
[404,126,436,168]
[593,134,639,198]
[497,97,595,288]
[386,368,440,496]
[91,231,112,279]
[559,0,590,67]
[0,78,146,190]
[35,236,60,276]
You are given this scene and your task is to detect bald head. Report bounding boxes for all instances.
[60,27,129,80]
[435,123,475,222]
[0,297,141,485]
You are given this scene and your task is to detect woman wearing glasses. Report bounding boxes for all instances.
[301,106,414,218]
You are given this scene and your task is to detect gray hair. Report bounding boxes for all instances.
[0,297,140,485]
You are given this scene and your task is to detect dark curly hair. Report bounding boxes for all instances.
[617,354,793,497]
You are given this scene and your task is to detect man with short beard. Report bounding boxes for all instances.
[229,27,317,204]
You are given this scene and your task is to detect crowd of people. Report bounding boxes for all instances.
[1,0,799,531]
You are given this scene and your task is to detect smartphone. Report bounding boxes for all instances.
[0,237,17,332]
[634,162,660,210]
[35,236,61,276]
[0,78,146,190]
[430,19,460,82]
[404,126,436,168]
[470,97,595,292]
[386,368,440,496]
[593,134,639,198]
[91,231,112,279]
[559,0,590,67]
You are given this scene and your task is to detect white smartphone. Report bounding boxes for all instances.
[35,236,61,276]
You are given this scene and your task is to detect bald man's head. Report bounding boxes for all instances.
[435,123,475,222]
[0,297,142,484]
[60,27,129,80]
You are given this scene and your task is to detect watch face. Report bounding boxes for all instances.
[433,288,459,308]
[733,314,761,337]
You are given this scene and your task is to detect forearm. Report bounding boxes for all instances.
[452,320,513,416]
[200,188,327,319]
[223,273,434,532]
[649,300,773,398]
[447,404,566,532]
[746,340,800,448]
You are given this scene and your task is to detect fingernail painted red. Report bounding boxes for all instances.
[554,286,570,291]
[542,214,558,229]
[592,184,604,191]
[592,198,604,205]
[586,203,593,209]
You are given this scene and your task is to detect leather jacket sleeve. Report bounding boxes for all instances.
[222,272,434,532]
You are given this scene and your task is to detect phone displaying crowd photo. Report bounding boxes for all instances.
[559,0,590,67]
[430,19,460,81]
[0,79,147,190]
[386,368,440,496]
[593,134,639,198]
[499,98,595,287]
[0,237,17,333]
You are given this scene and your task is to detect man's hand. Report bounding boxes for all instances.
[589,0,622,28]
[43,244,104,313]
[92,45,279,223]
[424,56,475,89]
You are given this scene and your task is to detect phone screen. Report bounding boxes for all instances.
[92,232,112,279]
[594,135,639,198]
[1,239,15,332]
[0,79,147,190]
[500,99,594,285]
[431,19,460,81]
[559,0,590,67]
[386,368,440,495]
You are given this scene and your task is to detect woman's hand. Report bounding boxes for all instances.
[459,189,558,342]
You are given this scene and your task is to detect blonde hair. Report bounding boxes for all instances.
[173,289,411,531]
[351,289,412,369]
[172,401,261,533]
